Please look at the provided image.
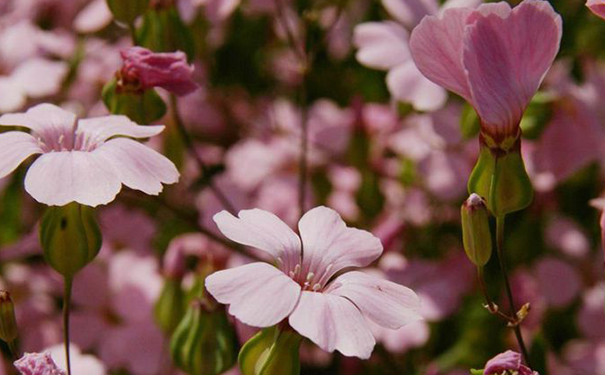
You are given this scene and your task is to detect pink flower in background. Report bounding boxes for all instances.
[14,352,65,375]
[409,0,562,145]
[587,0,605,19]
[0,103,179,207]
[119,47,199,96]
[205,206,422,359]
[483,350,537,375]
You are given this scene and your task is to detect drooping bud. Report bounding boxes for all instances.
[170,300,237,375]
[40,203,102,279]
[0,291,18,343]
[154,279,186,334]
[106,0,150,24]
[461,194,492,267]
[238,326,303,375]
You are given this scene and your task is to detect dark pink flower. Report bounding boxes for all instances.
[484,351,537,375]
[119,47,198,96]
[14,352,65,375]
[587,0,605,19]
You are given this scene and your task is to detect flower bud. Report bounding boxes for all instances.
[170,300,237,375]
[106,0,150,24]
[154,279,186,334]
[461,194,492,267]
[102,78,167,124]
[238,326,302,375]
[40,203,102,279]
[0,291,18,343]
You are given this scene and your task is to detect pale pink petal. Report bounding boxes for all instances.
[24,151,122,207]
[587,0,605,19]
[213,209,301,265]
[535,257,582,308]
[94,138,179,195]
[327,271,422,329]
[73,0,113,34]
[353,22,410,70]
[289,291,375,359]
[11,58,68,98]
[484,351,523,375]
[409,7,474,102]
[298,206,383,285]
[386,60,448,111]
[77,116,165,144]
[441,0,482,11]
[463,0,562,129]
[205,263,301,327]
[0,104,76,136]
[381,0,439,28]
[0,131,43,179]
[0,78,26,112]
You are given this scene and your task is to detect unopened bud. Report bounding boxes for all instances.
[239,326,302,375]
[461,194,492,267]
[0,291,18,343]
[154,279,186,334]
[106,0,150,24]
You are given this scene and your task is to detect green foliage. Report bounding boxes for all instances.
[238,326,302,375]
[102,78,167,124]
[106,0,150,25]
[136,6,195,60]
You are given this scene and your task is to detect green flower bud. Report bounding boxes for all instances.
[0,291,18,343]
[40,203,102,279]
[461,194,492,267]
[239,326,302,375]
[102,78,167,124]
[106,0,150,24]
[170,300,237,375]
[154,279,186,334]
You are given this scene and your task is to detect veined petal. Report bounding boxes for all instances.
[0,103,76,136]
[353,22,410,70]
[205,263,301,327]
[386,60,448,111]
[213,209,301,267]
[327,271,422,329]
[94,137,179,195]
[0,131,42,179]
[289,291,375,359]
[77,116,165,144]
[24,151,122,207]
[298,206,382,286]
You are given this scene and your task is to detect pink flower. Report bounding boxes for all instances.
[587,0,605,19]
[409,0,562,146]
[14,352,65,375]
[484,350,537,375]
[119,47,199,96]
[205,206,422,359]
[0,103,179,207]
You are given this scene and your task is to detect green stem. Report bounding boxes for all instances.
[8,340,18,360]
[63,277,73,375]
[495,216,531,366]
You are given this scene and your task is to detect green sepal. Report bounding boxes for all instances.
[154,278,186,334]
[469,369,483,375]
[239,326,302,375]
[467,142,533,217]
[102,78,167,124]
[170,301,237,375]
[135,6,195,61]
[106,0,150,24]
[460,103,480,140]
[40,203,102,279]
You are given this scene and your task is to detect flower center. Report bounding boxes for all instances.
[36,128,100,153]
[278,259,334,292]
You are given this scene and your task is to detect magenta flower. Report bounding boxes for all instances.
[483,350,537,375]
[119,47,198,96]
[0,103,179,207]
[587,0,605,19]
[409,0,562,147]
[205,206,422,359]
[14,352,66,375]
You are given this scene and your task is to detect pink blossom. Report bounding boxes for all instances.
[0,103,179,207]
[14,352,65,375]
[484,350,537,375]
[119,47,199,96]
[409,0,562,145]
[587,0,605,19]
[205,206,422,359]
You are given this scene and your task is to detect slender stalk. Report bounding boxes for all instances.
[128,22,137,45]
[8,341,18,360]
[169,95,237,215]
[63,277,73,375]
[495,216,531,366]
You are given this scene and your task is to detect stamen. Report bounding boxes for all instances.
[312,283,321,292]
[305,272,314,281]
[276,257,284,267]
[293,264,300,275]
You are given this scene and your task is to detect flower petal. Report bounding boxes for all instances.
[11,58,68,98]
[0,103,76,136]
[587,0,605,19]
[382,0,439,29]
[94,138,179,195]
[289,291,375,359]
[205,262,301,327]
[462,0,562,130]
[327,271,422,329]
[353,22,410,70]
[409,7,475,102]
[386,60,448,111]
[24,151,122,207]
[0,131,42,179]
[298,206,382,285]
[0,78,26,112]
[77,116,165,144]
[213,209,301,267]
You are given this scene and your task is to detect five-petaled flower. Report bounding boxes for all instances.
[409,0,562,150]
[205,206,422,359]
[0,103,179,207]
[483,350,538,375]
